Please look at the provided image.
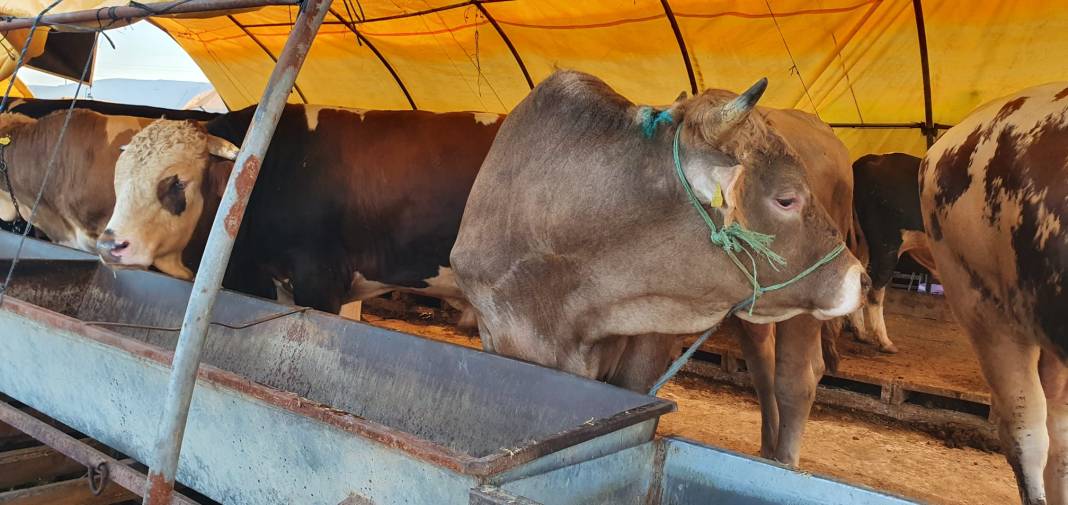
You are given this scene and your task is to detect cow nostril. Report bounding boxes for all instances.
[113,240,129,252]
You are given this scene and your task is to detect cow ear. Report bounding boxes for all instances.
[685,163,743,210]
[207,159,235,199]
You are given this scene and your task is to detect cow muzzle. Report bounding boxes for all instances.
[96,229,131,263]
[813,264,869,320]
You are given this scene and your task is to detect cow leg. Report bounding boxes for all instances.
[969,321,1048,505]
[1041,350,1068,505]
[772,315,823,467]
[846,309,868,343]
[607,334,678,392]
[864,287,897,353]
[738,320,779,459]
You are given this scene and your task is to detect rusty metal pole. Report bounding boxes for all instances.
[142,0,330,503]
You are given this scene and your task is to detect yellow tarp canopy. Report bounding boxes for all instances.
[5,0,1068,158]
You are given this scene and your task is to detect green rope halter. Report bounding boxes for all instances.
[669,126,846,313]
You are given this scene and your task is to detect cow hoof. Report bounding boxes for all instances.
[852,332,873,344]
[878,343,899,354]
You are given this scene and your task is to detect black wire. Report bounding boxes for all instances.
[0,36,95,300]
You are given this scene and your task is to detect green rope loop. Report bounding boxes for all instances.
[670,126,845,314]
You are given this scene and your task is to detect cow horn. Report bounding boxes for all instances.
[700,77,768,142]
[206,135,239,161]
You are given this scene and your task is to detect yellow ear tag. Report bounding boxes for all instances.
[710,183,724,208]
[0,136,11,146]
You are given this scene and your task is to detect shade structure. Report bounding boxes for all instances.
[1,0,1066,158]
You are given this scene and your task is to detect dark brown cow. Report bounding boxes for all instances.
[848,153,938,353]
[921,82,1068,505]
[452,70,866,466]
[97,104,502,323]
[0,110,152,250]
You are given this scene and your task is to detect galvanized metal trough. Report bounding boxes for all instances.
[0,232,916,504]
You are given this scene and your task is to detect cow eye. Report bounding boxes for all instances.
[773,195,800,211]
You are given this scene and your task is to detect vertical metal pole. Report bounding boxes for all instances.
[912,0,936,148]
[142,0,330,503]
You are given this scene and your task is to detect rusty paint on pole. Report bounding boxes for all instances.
[141,0,331,502]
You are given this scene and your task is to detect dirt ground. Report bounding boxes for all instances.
[363,313,1018,505]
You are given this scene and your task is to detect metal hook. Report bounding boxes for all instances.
[88,461,109,495]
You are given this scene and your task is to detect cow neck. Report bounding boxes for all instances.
[670,126,846,313]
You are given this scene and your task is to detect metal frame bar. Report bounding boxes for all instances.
[228,15,310,104]
[329,8,418,109]
[660,0,698,96]
[0,0,299,30]
[141,0,332,502]
[911,0,936,147]
[0,399,200,505]
[239,0,512,28]
[829,121,952,130]
[475,1,533,89]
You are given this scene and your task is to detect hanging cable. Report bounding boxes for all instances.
[764,0,822,120]
[0,33,95,301]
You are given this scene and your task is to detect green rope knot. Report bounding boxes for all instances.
[711,222,786,270]
[638,106,674,138]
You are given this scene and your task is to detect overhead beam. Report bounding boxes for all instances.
[329,8,418,110]
[0,0,299,30]
[660,0,698,96]
[474,1,533,89]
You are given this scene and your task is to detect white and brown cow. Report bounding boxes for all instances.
[920,82,1068,505]
[452,70,867,467]
[0,109,154,251]
[97,104,502,324]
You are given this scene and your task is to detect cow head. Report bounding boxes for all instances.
[676,80,866,322]
[97,119,238,279]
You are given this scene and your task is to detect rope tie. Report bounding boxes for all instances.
[637,106,674,138]
[641,104,847,395]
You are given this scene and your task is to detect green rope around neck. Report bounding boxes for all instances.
[642,114,846,314]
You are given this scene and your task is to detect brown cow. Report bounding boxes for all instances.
[451,70,866,466]
[97,104,502,324]
[0,110,152,251]
[921,82,1068,505]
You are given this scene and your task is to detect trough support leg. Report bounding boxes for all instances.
[141,1,330,503]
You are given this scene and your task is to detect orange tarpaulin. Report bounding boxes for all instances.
[3,0,1067,158]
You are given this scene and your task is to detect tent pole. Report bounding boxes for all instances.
[141,0,330,503]
[912,0,936,147]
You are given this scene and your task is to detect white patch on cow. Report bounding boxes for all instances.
[349,271,393,300]
[304,105,324,132]
[419,266,464,300]
[472,112,500,126]
[306,106,368,131]
[814,264,865,319]
[0,192,15,222]
[273,278,295,305]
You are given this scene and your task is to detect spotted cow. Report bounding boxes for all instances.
[97,104,502,325]
[920,82,1068,505]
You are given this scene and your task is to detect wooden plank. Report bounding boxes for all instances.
[0,439,104,489]
[0,475,136,505]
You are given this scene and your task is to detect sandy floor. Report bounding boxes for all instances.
[363,313,1018,504]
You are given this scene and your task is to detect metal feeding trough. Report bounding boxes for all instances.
[0,232,915,505]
